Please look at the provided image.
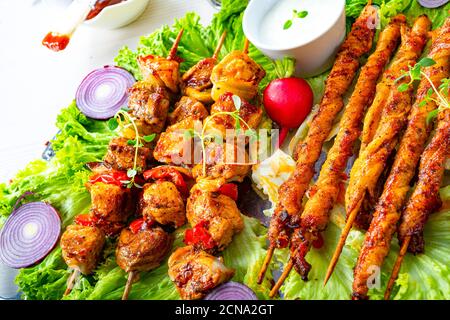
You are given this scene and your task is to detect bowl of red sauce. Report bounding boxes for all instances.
[84,0,150,29]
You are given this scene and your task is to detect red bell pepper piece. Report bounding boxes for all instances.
[217,183,238,201]
[143,166,188,195]
[184,221,216,249]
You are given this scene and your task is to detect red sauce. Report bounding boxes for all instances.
[42,32,70,52]
[86,0,126,20]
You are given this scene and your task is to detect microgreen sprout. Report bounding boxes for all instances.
[185,94,258,177]
[284,9,308,30]
[108,110,156,188]
[396,58,449,124]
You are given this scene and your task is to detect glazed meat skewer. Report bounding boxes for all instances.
[384,106,450,299]
[351,18,450,300]
[267,15,404,296]
[258,3,377,285]
[327,16,431,285]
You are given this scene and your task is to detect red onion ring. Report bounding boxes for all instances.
[418,0,449,8]
[204,281,258,300]
[0,202,61,269]
[76,66,135,119]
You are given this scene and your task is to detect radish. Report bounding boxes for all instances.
[263,77,314,146]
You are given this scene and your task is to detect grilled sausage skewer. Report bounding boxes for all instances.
[327,16,431,287]
[350,17,450,300]
[258,3,377,285]
[268,14,403,296]
[384,107,450,300]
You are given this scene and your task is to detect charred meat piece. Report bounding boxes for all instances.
[192,141,251,182]
[211,50,265,101]
[205,92,262,136]
[153,117,200,166]
[168,246,234,300]
[181,57,216,104]
[186,189,243,251]
[116,226,173,273]
[61,224,105,274]
[127,80,171,134]
[104,137,151,172]
[137,55,180,94]
[168,96,209,126]
[87,181,135,223]
[140,180,186,228]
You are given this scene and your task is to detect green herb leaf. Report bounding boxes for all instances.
[127,169,137,178]
[283,19,293,30]
[410,65,421,81]
[418,57,436,67]
[297,10,308,18]
[426,109,439,125]
[397,83,409,92]
[107,118,119,131]
[232,95,242,110]
[127,139,136,146]
[418,99,428,108]
[143,134,156,142]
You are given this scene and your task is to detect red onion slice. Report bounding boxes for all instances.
[76,65,135,119]
[204,281,258,300]
[418,0,449,8]
[0,202,61,269]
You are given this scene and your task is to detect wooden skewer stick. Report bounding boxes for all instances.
[269,259,293,298]
[257,246,274,284]
[64,269,81,296]
[122,271,137,300]
[243,38,250,54]
[167,28,184,60]
[323,198,363,286]
[384,236,411,300]
[212,31,227,60]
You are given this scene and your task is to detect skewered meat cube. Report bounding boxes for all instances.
[86,181,135,223]
[205,92,262,137]
[211,50,265,101]
[137,55,180,94]
[168,96,209,126]
[192,141,251,182]
[168,246,234,300]
[61,224,105,275]
[186,188,243,251]
[181,57,216,104]
[140,180,186,228]
[127,80,171,134]
[104,137,151,172]
[153,117,200,166]
[116,226,173,273]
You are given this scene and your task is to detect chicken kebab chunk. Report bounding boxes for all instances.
[116,219,173,299]
[181,31,227,105]
[105,29,185,171]
[351,17,450,300]
[168,246,234,300]
[259,3,377,284]
[186,186,244,252]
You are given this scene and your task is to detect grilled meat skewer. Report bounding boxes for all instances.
[339,17,431,282]
[351,17,450,300]
[383,107,450,300]
[258,3,377,285]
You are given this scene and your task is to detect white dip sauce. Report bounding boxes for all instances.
[258,0,343,48]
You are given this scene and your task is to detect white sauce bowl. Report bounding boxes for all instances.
[84,0,150,29]
[243,0,346,77]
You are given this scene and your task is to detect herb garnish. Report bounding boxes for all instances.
[184,94,258,177]
[284,9,308,30]
[395,57,449,124]
[107,111,156,188]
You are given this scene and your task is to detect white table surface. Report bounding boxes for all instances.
[0,0,215,183]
